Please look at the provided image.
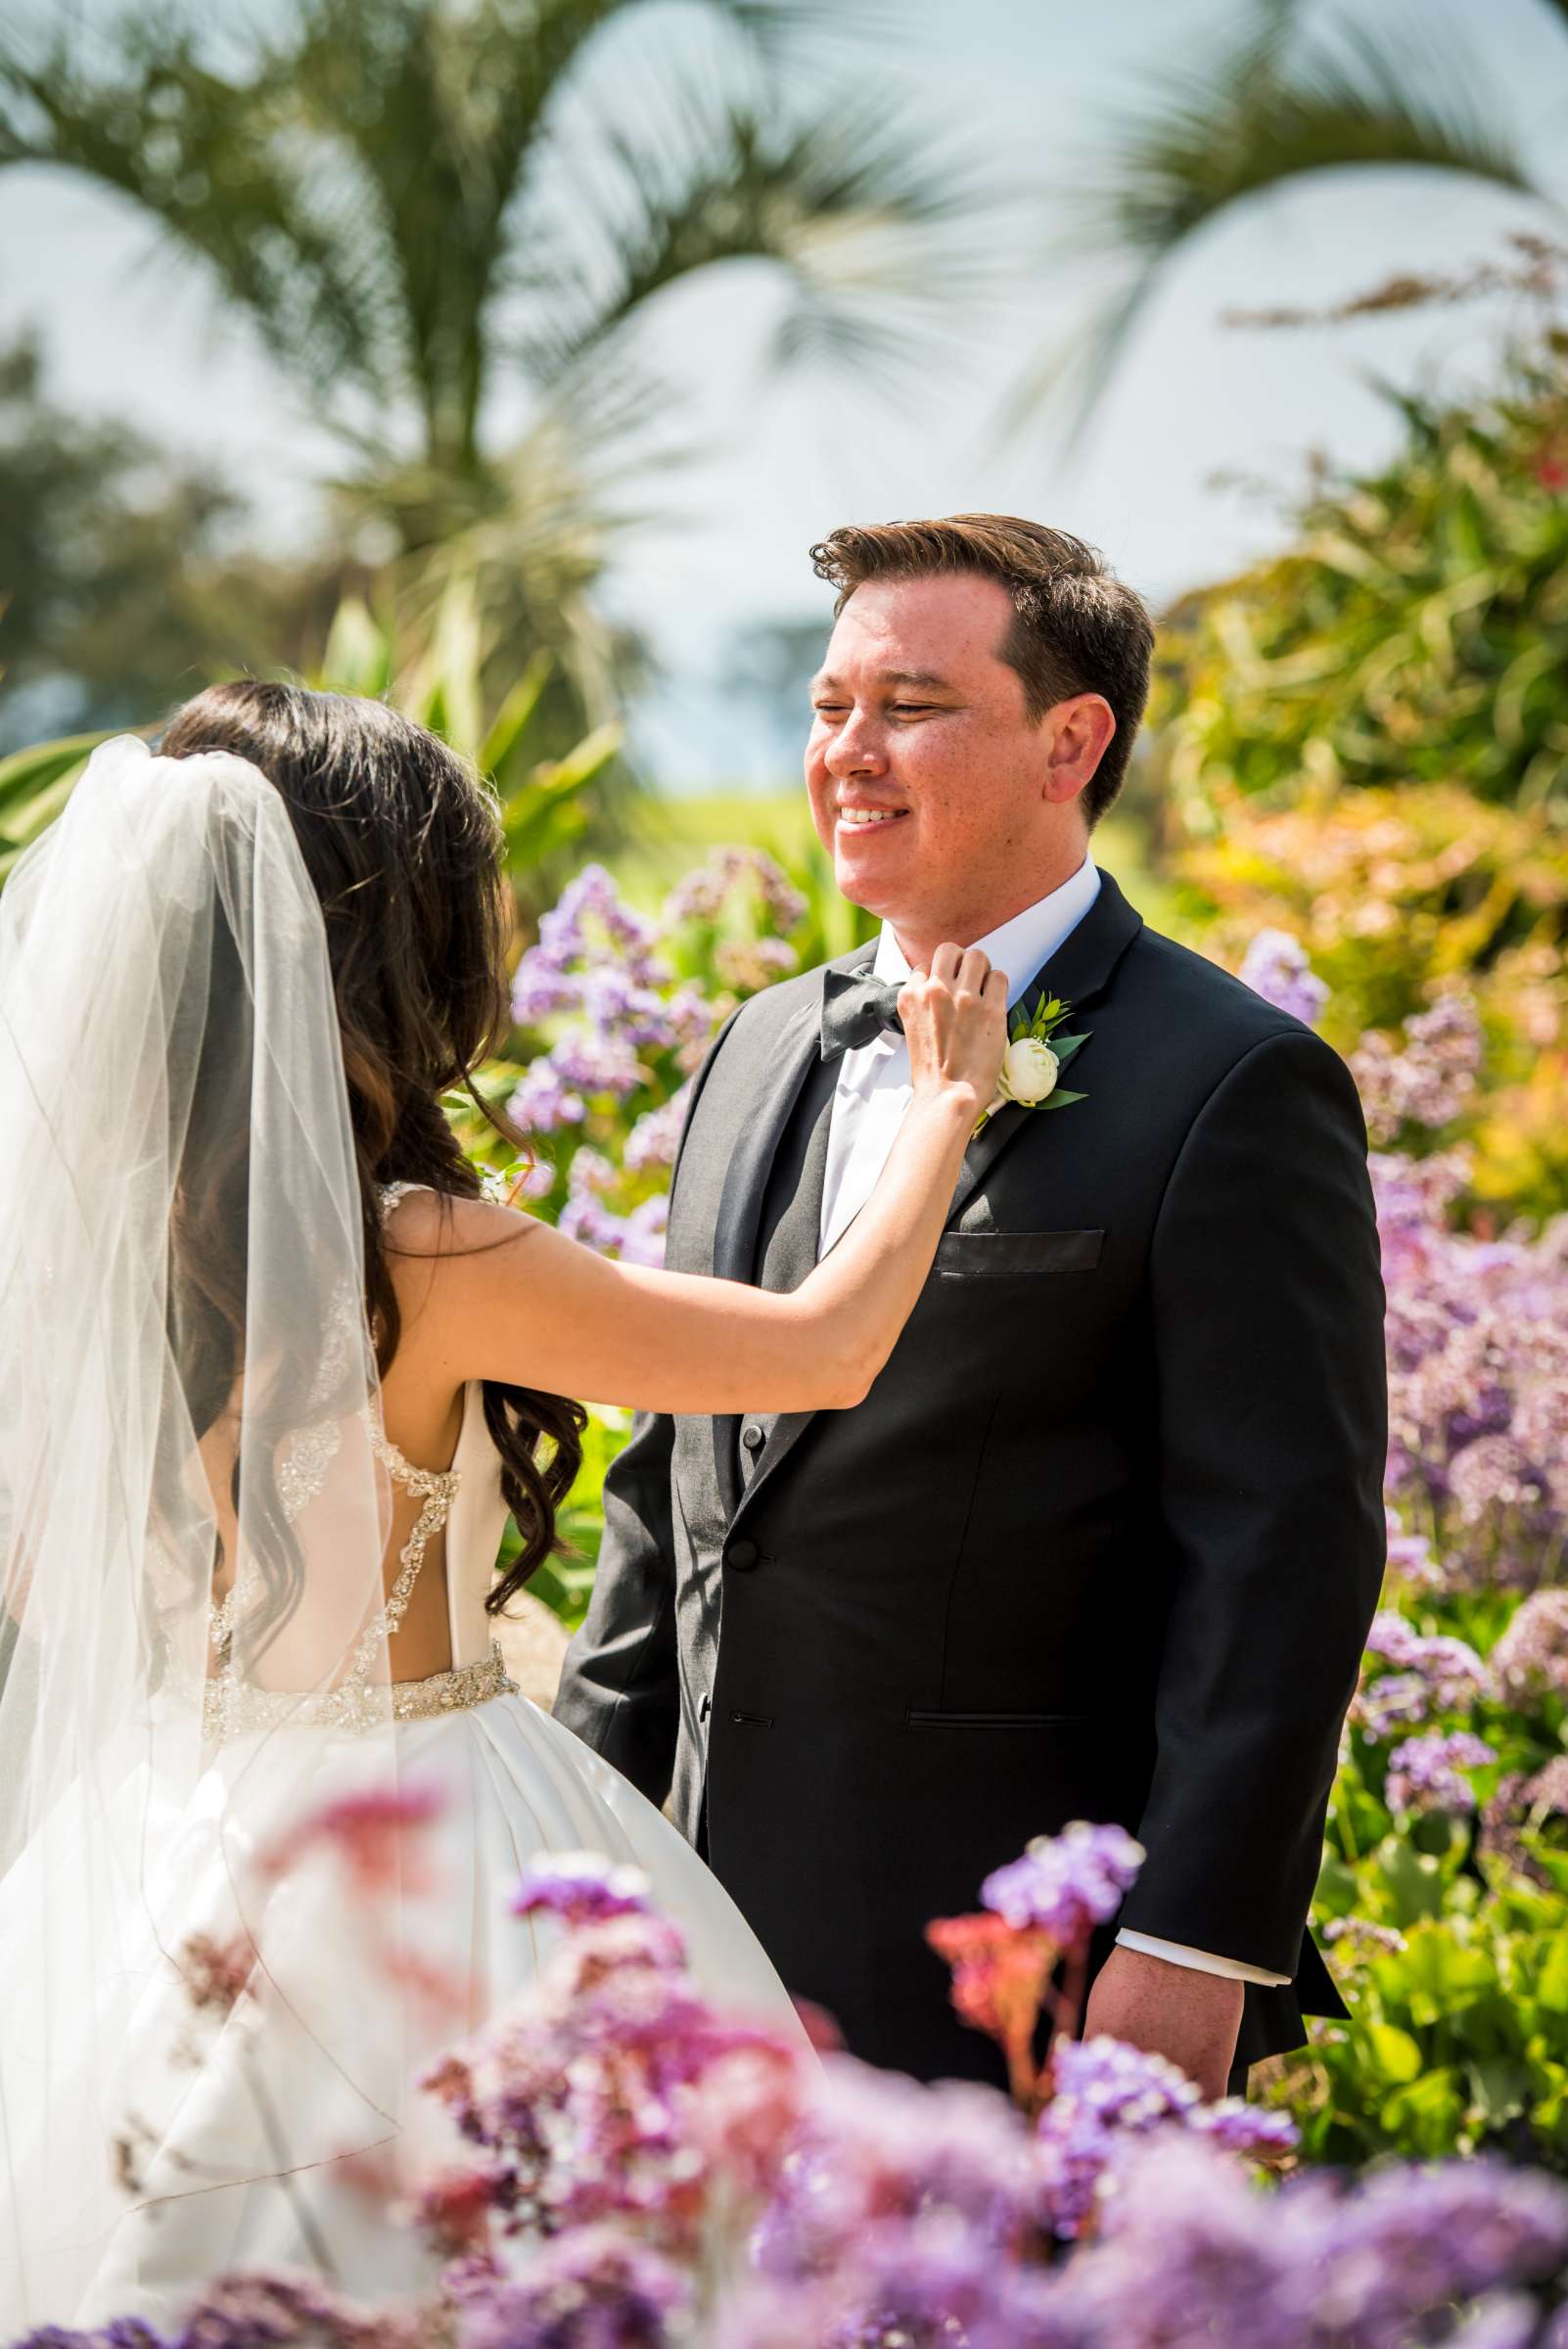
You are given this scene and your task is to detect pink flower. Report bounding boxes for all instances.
[259,1784,445,1898]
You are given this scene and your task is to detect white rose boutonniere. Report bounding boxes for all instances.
[975,994,1089,1135]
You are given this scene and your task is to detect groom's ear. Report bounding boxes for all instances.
[1040,693,1116,806]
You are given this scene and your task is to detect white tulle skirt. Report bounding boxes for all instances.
[0,1694,798,2335]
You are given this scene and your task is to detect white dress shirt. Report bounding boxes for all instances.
[817,858,1289,1992]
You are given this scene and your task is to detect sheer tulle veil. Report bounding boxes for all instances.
[0,735,411,2325]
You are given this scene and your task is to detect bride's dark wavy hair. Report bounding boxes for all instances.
[161,678,584,1621]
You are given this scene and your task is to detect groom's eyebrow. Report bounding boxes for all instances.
[810,668,954,693]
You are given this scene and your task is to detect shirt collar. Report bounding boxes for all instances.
[871,856,1101,1010]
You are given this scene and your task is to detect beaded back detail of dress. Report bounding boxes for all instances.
[201,1183,517,1740]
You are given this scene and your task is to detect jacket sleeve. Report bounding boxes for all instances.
[551,1008,740,1805]
[1114,1026,1387,1976]
[552,1403,681,1805]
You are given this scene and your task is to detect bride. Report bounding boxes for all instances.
[0,681,1005,2332]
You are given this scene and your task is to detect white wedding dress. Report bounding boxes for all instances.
[0,720,800,2349]
[1,1198,796,2330]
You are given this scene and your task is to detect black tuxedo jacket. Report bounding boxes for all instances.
[554,872,1388,2080]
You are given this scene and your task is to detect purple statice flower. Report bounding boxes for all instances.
[1411,1632,1492,1709]
[624,1086,690,1174]
[722,2213,1063,2349]
[567,1147,618,1198]
[510,948,581,1026]
[171,2274,425,2348]
[1385,1729,1497,1817]
[558,1192,632,1255]
[580,965,680,1052]
[453,2228,689,2349]
[1236,928,1329,1027]
[1044,2136,1568,2349]
[536,864,664,979]
[1189,2099,1300,2158]
[1354,1621,1490,1738]
[1353,1671,1432,1742]
[714,935,800,993]
[1481,1757,1568,1882]
[17,2331,165,2349]
[1449,2300,1546,2349]
[663,848,807,936]
[1364,1609,1423,1668]
[1033,2037,1299,2242]
[1490,1589,1568,1703]
[1275,2155,1568,2337]
[751,2056,1035,2284]
[666,984,721,1056]
[509,1056,585,1135]
[1353,992,1484,1146]
[549,1026,645,1099]
[1372,1148,1568,1589]
[1036,2036,1200,2239]
[980,1820,1144,1947]
[619,1195,669,1269]
[423,1908,801,2257]
[511,1852,655,1928]
[1385,1505,1441,1586]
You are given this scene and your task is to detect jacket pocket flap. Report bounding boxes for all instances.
[935,1228,1104,1275]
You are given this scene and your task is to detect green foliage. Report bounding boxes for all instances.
[1157,330,1568,818]
[498,1405,629,1631]
[1268,1577,1568,2168]
[312,580,623,916]
[1155,330,1568,1222]
[0,582,621,904]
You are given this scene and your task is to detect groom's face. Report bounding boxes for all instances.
[805,573,1084,943]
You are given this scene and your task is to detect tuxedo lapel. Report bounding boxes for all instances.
[946,870,1143,1229]
[712,950,872,1523]
[711,998,824,1290]
[732,881,1142,1528]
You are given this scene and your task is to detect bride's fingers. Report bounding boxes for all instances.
[982,969,1008,1010]
[929,941,963,987]
[957,946,992,999]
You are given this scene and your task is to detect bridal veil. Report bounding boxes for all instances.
[0,736,413,2325]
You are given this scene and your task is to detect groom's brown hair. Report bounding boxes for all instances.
[809,514,1154,824]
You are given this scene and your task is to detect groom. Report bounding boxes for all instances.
[556,514,1387,2095]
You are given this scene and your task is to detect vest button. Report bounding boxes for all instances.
[741,1424,764,1451]
[726,1537,760,1571]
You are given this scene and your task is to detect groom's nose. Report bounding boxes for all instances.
[823,711,888,779]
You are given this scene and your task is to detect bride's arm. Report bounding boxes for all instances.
[424,945,1006,1415]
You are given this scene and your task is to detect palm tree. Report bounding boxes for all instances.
[1023,0,1566,432]
[0,0,976,723]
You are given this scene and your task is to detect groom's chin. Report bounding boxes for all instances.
[831,830,917,917]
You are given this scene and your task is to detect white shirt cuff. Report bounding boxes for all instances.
[1115,1928,1291,1988]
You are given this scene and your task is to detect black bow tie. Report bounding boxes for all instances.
[820,967,905,1061]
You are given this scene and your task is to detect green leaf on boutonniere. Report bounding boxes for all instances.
[1038,1087,1087,1111]
[1049,1034,1088,1067]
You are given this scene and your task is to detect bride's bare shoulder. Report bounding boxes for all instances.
[380,1186,539,1267]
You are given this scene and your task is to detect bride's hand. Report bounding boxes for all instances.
[900,944,1009,1120]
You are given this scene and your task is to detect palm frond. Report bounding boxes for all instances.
[0,6,390,401]
[1019,2,1551,442]
[518,85,991,394]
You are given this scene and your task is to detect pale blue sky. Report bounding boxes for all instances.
[3,0,1566,782]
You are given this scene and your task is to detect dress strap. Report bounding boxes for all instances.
[378,1178,431,1222]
